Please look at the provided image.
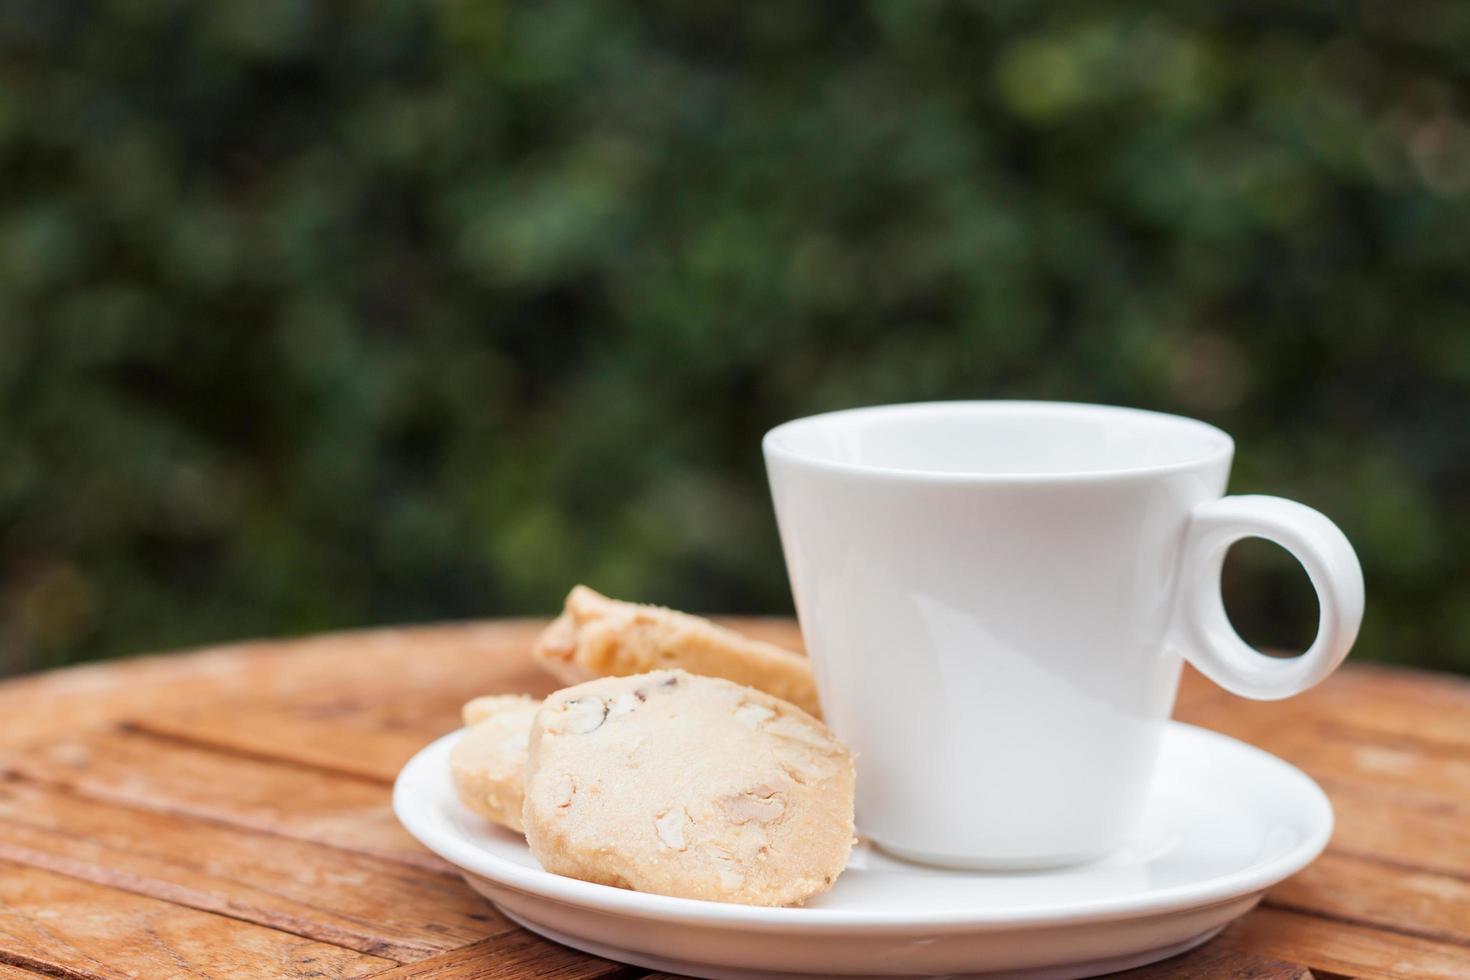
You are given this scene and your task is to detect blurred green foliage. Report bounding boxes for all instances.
[0,0,1467,677]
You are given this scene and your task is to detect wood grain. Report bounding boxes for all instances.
[364,931,634,979]
[0,965,50,979]
[0,781,505,962]
[1177,663,1470,756]
[0,860,391,979]
[1082,945,1312,979]
[1267,727,1470,813]
[0,730,444,872]
[1327,788,1470,878]
[0,619,800,749]
[1307,665,1470,753]
[121,618,801,783]
[1216,906,1470,979]
[1266,851,1470,947]
[0,619,1465,979]
[0,621,549,748]
[131,702,451,784]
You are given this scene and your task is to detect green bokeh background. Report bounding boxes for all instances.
[2,1,1467,677]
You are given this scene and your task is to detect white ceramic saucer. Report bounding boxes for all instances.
[394,722,1331,979]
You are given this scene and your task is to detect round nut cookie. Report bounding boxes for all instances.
[522,669,855,906]
[450,694,540,832]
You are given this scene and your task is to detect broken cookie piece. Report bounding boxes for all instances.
[532,586,823,718]
[522,669,854,906]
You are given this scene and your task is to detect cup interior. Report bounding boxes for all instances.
[763,402,1232,478]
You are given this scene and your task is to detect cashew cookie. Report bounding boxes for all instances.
[522,670,854,906]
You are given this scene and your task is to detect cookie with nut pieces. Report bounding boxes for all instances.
[532,585,823,717]
[450,694,540,832]
[522,669,855,906]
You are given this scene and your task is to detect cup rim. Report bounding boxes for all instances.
[762,400,1235,483]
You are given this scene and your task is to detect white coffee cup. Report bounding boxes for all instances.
[763,401,1363,870]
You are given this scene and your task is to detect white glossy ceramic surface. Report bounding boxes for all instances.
[763,401,1363,868]
[394,723,1334,980]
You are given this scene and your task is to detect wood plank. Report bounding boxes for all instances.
[2,619,1467,980]
[1265,852,1470,947]
[1215,907,1470,979]
[364,930,633,979]
[0,966,50,979]
[1320,664,1470,735]
[0,860,390,979]
[0,618,802,750]
[1176,703,1470,817]
[1326,787,1470,878]
[131,704,448,784]
[1177,663,1470,755]
[1273,729,1470,813]
[0,781,505,962]
[126,618,803,782]
[1176,714,1470,878]
[1082,944,1311,978]
[0,731,445,872]
[0,621,547,748]
[128,667,560,784]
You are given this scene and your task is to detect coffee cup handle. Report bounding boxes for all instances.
[1174,495,1364,700]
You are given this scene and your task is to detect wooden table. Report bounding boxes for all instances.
[0,620,1465,979]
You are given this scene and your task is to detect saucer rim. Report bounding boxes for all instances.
[392,721,1332,933]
